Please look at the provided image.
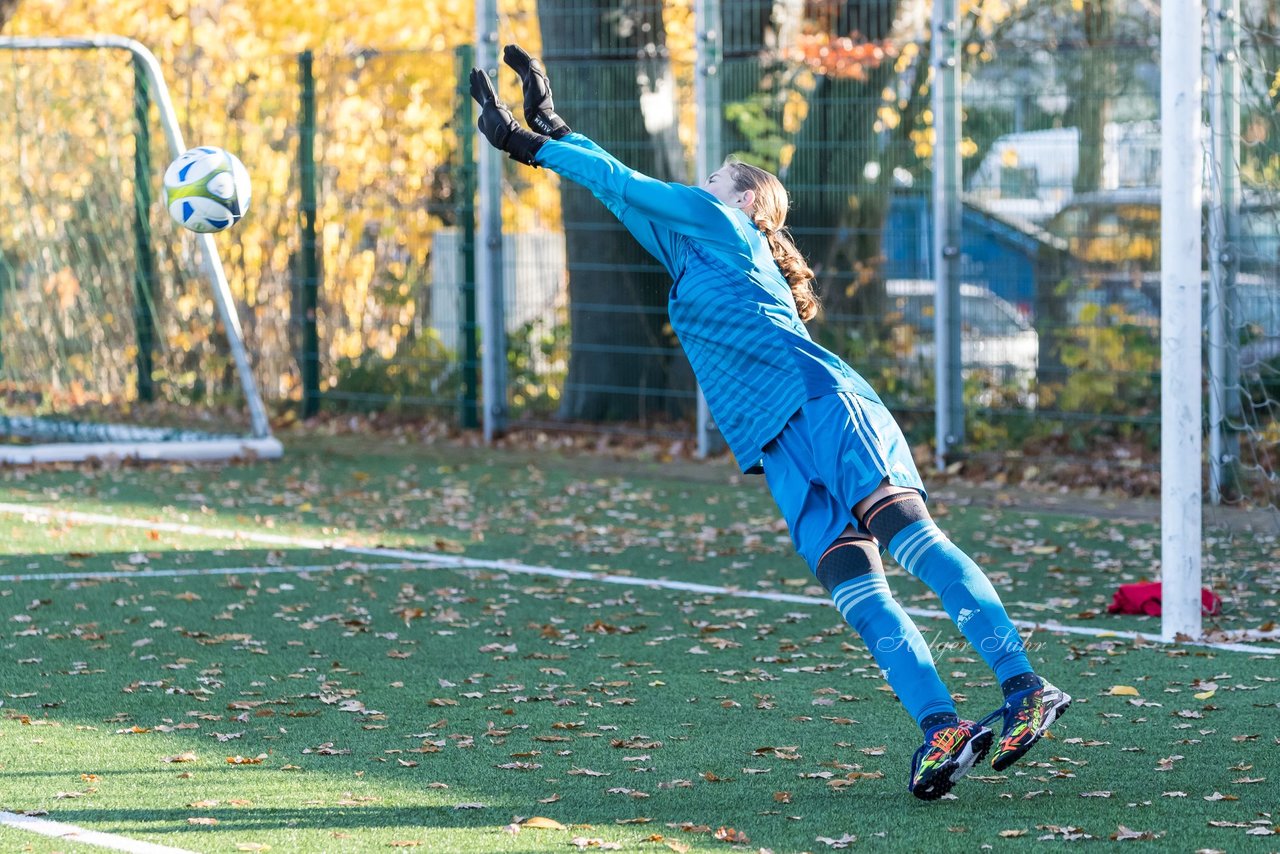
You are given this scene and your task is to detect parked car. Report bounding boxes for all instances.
[883,279,1040,389]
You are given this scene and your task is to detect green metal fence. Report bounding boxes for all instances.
[5,2,1278,477]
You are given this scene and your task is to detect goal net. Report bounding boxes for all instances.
[1199,4,1280,643]
[0,36,281,464]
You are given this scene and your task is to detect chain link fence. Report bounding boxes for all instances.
[7,1,1276,474]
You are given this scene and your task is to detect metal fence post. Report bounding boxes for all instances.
[1207,0,1241,503]
[931,1,964,469]
[456,44,480,429]
[297,49,321,418]
[694,0,722,459]
[132,54,156,403]
[475,0,507,441]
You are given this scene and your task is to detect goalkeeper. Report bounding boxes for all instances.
[471,47,1071,801]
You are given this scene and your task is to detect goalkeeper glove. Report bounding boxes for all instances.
[469,68,548,166]
[502,44,572,140]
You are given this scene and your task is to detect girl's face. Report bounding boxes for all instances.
[703,165,755,211]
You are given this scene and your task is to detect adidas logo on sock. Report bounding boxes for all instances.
[956,607,976,629]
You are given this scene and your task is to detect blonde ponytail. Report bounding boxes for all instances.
[726,160,820,321]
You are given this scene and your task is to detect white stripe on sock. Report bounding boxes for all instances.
[892,522,946,574]
[833,576,891,614]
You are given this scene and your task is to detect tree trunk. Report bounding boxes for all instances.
[538,0,686,423]
[783,2,903,323]
[1069,0,1113,194]
[0,0,18,31]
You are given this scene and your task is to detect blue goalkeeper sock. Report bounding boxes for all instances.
[818,537,955,728]
[889,520,1032,684]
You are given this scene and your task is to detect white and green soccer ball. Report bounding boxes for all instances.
[163,146,251,234]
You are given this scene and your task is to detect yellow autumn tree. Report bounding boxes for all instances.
[4,0,551,412]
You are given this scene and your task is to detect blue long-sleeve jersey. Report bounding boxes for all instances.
[536,133,879,472]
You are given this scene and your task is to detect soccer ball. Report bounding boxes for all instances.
[163,146,251,234]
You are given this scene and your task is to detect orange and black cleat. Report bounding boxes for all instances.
[982,679,1073,772]
[908,719,994,801]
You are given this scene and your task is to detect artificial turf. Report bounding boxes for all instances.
[1,435,1276,852]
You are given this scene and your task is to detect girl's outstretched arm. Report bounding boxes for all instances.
[535,136,746,253]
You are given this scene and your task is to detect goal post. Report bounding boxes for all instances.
[0,35,281,464]
[1160,1,1205,642]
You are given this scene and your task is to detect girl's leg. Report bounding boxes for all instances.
[854,485,1038,699]
[813,529,957,731]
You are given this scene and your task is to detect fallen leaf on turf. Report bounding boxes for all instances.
[815,833,858,848]
[521,817,566,830]
[162,752,199,763]
[1108,685,1140,696]
[387,842,422,848]
[1204,792,1238,801]
[1080,791,1112,798]
[234,845,271,852]
[1111,826,1161,841]
[713,827,748,843]
[227,755,265,765]
[453,803,486,810]
[998,829,1027,837]
[187,817,218,825]
[570,837,622,850]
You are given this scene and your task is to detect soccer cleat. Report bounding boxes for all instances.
[908,719,994,801]
[982,679,1072,772]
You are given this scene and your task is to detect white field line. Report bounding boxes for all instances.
[0,561,412,584]
[3,502,1278,656]
[0,811,197,854]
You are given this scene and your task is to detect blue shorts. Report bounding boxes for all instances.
[761,391,926,571]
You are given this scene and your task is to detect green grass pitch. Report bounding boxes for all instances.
[0,436,1276,852]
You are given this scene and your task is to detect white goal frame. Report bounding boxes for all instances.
[0,35,282,464]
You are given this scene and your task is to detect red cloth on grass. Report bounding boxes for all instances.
[1107,581,1222,617]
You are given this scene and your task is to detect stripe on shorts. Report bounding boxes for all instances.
[837,391,887,477]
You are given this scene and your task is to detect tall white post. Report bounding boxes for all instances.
[476,0,508,442]
[694,0,723,459]
[1161,1,1204,641]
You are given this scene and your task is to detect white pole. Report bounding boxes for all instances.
[694,0,722,458]
[475,1,507,443]
[1160,1,1204,641]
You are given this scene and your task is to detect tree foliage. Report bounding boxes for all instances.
[4,0,495,408]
